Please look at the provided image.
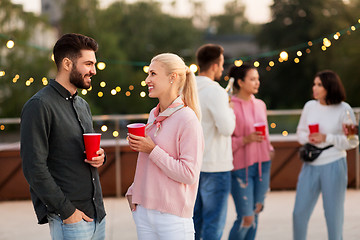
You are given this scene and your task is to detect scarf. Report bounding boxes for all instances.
[146,96,185,136]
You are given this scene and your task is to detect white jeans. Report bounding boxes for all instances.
[132,205,195,240]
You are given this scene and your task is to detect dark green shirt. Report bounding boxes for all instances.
[21,79,106,224]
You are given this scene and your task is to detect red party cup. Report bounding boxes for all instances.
[127,123,146,137]
[308,123,319,134]
[83,133,101,160]
[254,122,266,139]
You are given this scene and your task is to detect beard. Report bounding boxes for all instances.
[70,65,92,89]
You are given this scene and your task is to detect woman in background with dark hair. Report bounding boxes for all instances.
[227,64,273,240]
[293,70,359,240]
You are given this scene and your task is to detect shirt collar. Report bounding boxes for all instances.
[50,79,78,101]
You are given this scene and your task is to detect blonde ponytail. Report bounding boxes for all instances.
[182,67,201,120]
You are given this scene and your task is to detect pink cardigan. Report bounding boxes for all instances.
[231,95,273,171]
[126,107,204,218]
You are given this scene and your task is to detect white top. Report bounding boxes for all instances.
[297,100,359,166]
[196,76,236,172]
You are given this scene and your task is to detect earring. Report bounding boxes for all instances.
[170,81,173,84]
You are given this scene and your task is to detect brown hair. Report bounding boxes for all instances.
[53,33,98,69]
[196,44,224,73]
[227,64,257,91]
[315,70,346,105]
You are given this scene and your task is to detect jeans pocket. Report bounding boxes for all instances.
[62,220,93,240]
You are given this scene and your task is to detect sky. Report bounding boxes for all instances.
[11,0,272,23]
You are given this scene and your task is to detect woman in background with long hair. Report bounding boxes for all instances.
[293,70,359,240]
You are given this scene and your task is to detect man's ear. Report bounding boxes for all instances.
[210,62,218,72]
[62,57,73,72]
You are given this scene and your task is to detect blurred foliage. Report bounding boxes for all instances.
[209,0,259,35]
[59,0,204,115]
[0,0,54,118]
[257,0,360,109]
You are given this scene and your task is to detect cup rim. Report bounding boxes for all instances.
[127,123,146,128]
[83,133,102,136]
[253,122,266,127]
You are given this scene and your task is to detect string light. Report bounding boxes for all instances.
[270,123,276,128]
[97,62,106,70]
[234,60,243,67]
[113,131,119,137]
[189,64,198,73]
[6,40,14,49]
[3,19,359,102]
[0,125,5,130]
[101,125,108,132]
[323,38,331,47]
[42,77,48,85]
[81,89,87,95]
[282,131,289,136]
[279,51,288,61]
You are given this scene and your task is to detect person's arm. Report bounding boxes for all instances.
[207,86,235,136]
[325,106,359,150]
[21,99,76,220]
[296,103,310,145]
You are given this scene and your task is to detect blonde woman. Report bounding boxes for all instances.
[126,53,204,240]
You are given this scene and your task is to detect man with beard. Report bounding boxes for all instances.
[193,44,235,240]
[21,33,106,240]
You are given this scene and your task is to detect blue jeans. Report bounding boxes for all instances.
[48,213,106,240]
[193,171,231,240]
[228,161,271,240]
[293,158,347,240]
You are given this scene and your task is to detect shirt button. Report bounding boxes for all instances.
[93,198,95,201]
[65,98,69,100]
[93,178,95,181]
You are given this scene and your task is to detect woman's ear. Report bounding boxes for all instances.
[170,73,177,83]
[237,78,243,88]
